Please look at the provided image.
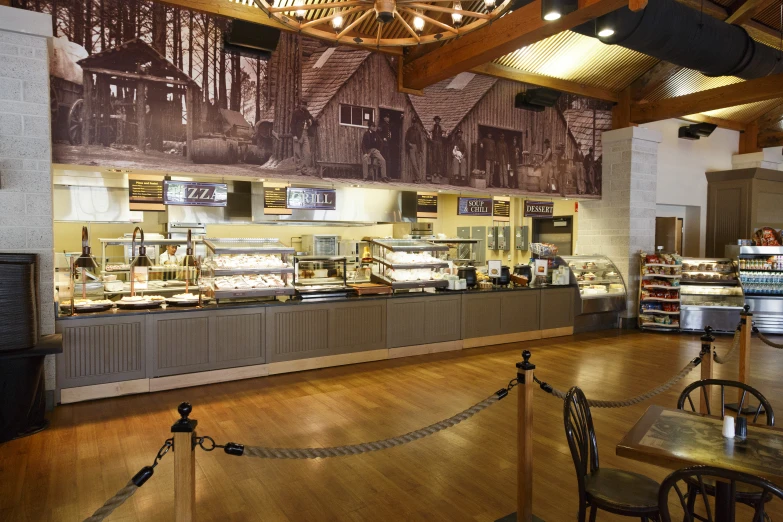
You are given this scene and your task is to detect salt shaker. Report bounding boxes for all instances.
[723,416,735,438]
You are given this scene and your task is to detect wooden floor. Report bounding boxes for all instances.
[2,330,783,521]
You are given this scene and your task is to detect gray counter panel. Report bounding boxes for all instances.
[386,294,462,348]
[462,293,503,339]
[540,287,574,330]
[500,290,540,334]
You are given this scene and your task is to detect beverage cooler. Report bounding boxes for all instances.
[726,245,783,333]
[679,258,744,333]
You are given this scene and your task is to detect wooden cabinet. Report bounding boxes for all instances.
[386,294,462,348]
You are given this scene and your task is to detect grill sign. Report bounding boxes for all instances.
[286,187,336,210]
[524,200,554,218]
[458,197,492,216]
[163,181,227,207]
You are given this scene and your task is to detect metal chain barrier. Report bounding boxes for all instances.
[83,438,172,522]
[197,381,518,460]
[755,328,783,349]
[713,328,742,364]
[533,356,702,408]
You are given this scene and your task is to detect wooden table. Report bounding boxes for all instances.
[617,405,783,521]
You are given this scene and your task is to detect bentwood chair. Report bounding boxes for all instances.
[676,379,775,520]
[564,386,661,521]
[658,466,783,522]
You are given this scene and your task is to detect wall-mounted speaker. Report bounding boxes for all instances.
[514,88,561,112]
[224,20,281,61]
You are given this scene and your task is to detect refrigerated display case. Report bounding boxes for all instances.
[202,238,295,302]
[294,256,350,299]
[561,255,627,314]
[726,245,783,333]
[679,257,743,332]
[370,239,449,291]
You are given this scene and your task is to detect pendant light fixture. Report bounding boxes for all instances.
[484,0,497,9]
[595,12,616,38]
[541,0,578,21]
[331,7,344,30]
[293,0,306,21]
[451,1,464,27]
[413,11,425,34]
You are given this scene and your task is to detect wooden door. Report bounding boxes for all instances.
[655,217,677,253]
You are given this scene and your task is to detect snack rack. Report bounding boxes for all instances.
[370,239,449,291]
[202,238,295,301]
[638,252,682,331]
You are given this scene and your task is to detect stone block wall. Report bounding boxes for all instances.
[0,7,55,388]
[577,127,662,319]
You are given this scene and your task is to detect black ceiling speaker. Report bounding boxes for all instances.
[224,20,281,61]
[678,122,717,140]
[515,88,561,112]
[678,126,701,140]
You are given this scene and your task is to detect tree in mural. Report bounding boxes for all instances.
[266,32,300,165]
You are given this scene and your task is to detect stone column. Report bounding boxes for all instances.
[0,7,55,392]
[577,126,662,324]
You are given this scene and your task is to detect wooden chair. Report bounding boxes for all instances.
[658,466,783,522]
[677,379,775,521]
[564,386,661,521]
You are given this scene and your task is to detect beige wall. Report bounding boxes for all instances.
[53,212,166,260]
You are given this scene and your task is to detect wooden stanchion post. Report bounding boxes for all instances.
[699,327,714,415]
[738,304,753,406]
[172,402,197,522]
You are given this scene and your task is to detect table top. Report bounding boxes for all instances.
[617,405,783,483]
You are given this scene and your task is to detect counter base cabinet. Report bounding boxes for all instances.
[267,300,386,363]
[462,291,540,339]
[57,315,146,389]
[387,295,462,348]
[540,288,574,330]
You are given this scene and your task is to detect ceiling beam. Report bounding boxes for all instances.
[680,113,747,132]
[725,0,778,25]
[630,73,783,124]
[630,61,683,101]
[756,101,783,130]
[676,0,783,49]
[470,63,620,102]
[758,130,783,147]
[401,0,629,91]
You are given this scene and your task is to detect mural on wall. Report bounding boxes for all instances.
[17,0,609,198]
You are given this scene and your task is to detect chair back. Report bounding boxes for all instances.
[677,379,774,426]
[563,386,599,501]
[658,465,783,521]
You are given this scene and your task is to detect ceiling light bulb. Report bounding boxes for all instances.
[597,28,614,37]
[294,0,306,20]
[332,8,344,30]
[484,0,496,8]
[451,2,463,26]
[413,13,425,32]
[543,10,561,20]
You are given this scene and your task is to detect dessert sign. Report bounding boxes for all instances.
[163,181,228,206]
[286,187,336,210]
[263,186,292,215]
[416,192,438,218]
[458,197,492,216]
[128,175,165,211]
[524,200,554,218]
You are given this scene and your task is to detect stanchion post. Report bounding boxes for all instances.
[738,304,753,404]
[517,350,535,522]
[172,402,197,522]
[699,327,714,415]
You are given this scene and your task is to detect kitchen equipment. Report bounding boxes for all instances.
[302,235,340,256]
[498,266,511,286]
[514,264,532,280]
[457,266,477,288]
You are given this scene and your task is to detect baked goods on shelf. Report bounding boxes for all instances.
[208,254,290,270]
[214,274,287,290]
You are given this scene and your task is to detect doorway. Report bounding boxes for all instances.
[532,216,573,255]
[655,217,684,254]
[379,108,403,181]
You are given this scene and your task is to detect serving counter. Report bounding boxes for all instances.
[54,285,575,403]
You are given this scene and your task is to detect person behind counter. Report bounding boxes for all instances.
[159,244,182,266]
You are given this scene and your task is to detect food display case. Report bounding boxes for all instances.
[294,256,351,299]
[561,255,627,314]
[370,239,449,291]
[638,252,682,331]
[428,237,482,266]
[202,238,295,301]
[679,257,743,333]
[726,245,783,333]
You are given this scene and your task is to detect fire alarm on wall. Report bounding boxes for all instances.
[575,201,579,213]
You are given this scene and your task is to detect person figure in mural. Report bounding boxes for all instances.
[542,138,553,193]
[451,128,468,185]
[573,149,586,195]
[378,113,396,180]
[361,121,388,182]
[429,116,445,181]
[300,119,313,170]
[480,132,497,187]
[583,147,595,195]
[510,136,521,189]
[556,144,568,197]
[405,115,425,183]
[497,133,509,188]
[291,100,314,169]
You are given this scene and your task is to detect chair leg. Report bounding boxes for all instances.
[684,484,697,522]
[588,504,597,522]
[578,503,587,522]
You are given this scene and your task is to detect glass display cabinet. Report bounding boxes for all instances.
[294,256,350,299]
[370,239,449,291]
[561,255,627,314]
[726,245,783,333]
[680,257,743,333]
[202,238,295,302]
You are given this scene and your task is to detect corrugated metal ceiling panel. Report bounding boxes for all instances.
[644,68,744,101]
[494,30,657,91]
[753,3,782,33]
[697,98,783,124]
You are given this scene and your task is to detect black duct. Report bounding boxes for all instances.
[574,0,783,80]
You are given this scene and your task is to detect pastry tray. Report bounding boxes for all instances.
[371,273,449,289]
[372,257,450,270]
[116,300,164,310]
[204,238,295,255]
[212,286,295,299]
[63,303,115,313]
[209,266,295,276]
[370,239,449,253]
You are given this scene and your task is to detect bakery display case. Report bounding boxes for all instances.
[561,255,627,314]
[202,238,295,301]
[726,245,783,333]
[294,256,351,299]
[679,257,743,333]
[370,239,449,291]
[638,252,682,331]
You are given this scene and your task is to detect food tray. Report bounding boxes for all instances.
[349,283,393,295]
[210,266,295,276]
[204,238,294,255]
[212,286,295,299]
[63,302,115,313]
[116,300,164,310]
[370,239,448,253]
[165,298,200,307]
[372,257,450,270]
[371,273,449,290]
